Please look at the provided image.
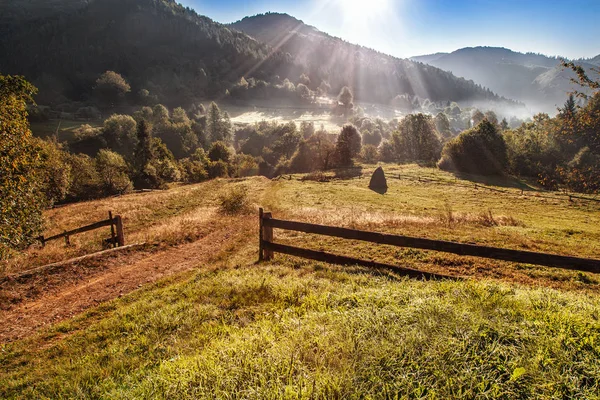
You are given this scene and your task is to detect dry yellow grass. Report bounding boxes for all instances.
[1,177,270,276]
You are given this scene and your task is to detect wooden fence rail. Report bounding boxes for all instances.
[258,208,600,276]
[38,211,125,248]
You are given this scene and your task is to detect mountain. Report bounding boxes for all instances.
[582,54,600,66]
[410,46,596,113]
[230,13,512,107]
[411,53,449,64]
[0,2,512,109]
[0,0,299,106]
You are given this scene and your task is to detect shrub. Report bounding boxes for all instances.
[438,120,508,175]
[218,186,250,214]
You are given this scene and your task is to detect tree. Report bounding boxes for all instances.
[472,110,485,126]
[300,121,315,139]
[134,120,153,172]
[338,86,354,109]
[66,153,102,201]
[298,73,311,86]
[296,83,311,101]
[335,124,361,166]
[289,140,314,173]
[434,112,452,137]
[361,145,379,164]
[394,114,442,164]
[95,149,133,195]
[35,138,71,205]
[207,102,231,143]
[94,71,130,107]
[0,75,44,256]
[208,141,232,163]
[484,111,499,126]
[102,114,138,161]
[318,80,332,96]
[362,129,383,147]
[438,120,508,175]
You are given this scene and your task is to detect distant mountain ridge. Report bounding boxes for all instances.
[411,46,600,113]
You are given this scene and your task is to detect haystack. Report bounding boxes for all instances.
[369,166,388,191]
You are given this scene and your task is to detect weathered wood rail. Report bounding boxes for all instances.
[38,211,125,248]
[258,208,600,276]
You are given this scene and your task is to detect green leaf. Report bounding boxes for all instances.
[511,367,527,381]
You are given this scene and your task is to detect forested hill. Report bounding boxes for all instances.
[1,1,512,108]
[230,13,511,106]
[411,47,600,113]
[0,0,298,106]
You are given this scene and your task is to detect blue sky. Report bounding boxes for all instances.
[178,0,600,59]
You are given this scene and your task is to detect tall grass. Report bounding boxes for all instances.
[2,263,599,398]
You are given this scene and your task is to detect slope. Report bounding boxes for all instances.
[230,13,513,106]
[2,165,600,398]
[0,0,297,106]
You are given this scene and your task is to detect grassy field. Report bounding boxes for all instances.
[2,164,600,398]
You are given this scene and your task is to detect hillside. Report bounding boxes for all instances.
[411,46,598,113]
[0,3,517,110]
[0,0,297,107]
[2,165,600,397]
[231,13,514,107]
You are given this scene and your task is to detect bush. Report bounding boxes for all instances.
[438,120,508,175]
[218,186,250,214]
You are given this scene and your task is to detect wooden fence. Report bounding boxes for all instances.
[38,211,125,248]
[258,208,600,277]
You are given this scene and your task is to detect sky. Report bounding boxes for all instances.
[177,0,600,60]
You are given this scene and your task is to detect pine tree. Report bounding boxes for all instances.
[135,119,153,172]
[207,102,231,143]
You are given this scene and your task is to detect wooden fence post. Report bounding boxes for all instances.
[263,211,274,261]
[115,215,125,247]
[109,211,117,248]
[259,208,264,261]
